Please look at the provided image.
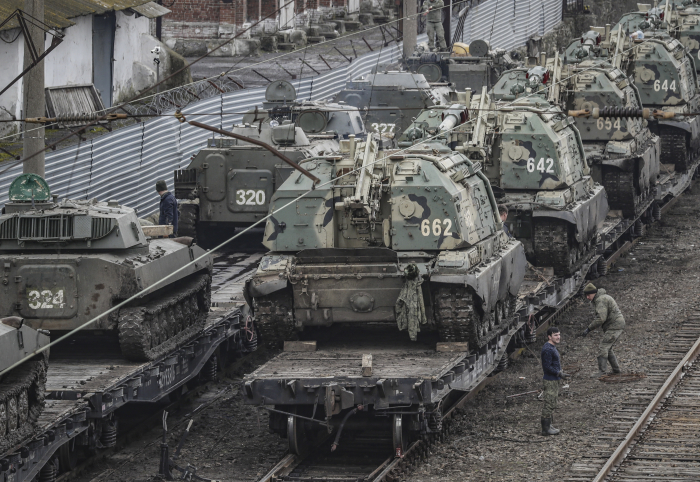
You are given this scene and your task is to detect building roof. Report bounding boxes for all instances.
[0,0,170,31]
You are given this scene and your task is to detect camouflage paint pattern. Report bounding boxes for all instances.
[556,59,662,209]
[249,136,527,327]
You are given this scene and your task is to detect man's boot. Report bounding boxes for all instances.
[608,352,621,374]
[591,355,608,378]
[541,418,560,436]
[550,414,558,432]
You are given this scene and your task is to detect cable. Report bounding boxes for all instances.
[0,3,393,144]
[0,55,643,377]
[0,0,300,175]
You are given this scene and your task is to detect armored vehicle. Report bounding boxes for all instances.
[612,21,700,170]
[525,47,662,217]
[333,71,453,140]
[556,58,660,216]
[404,39,520,92]
[470,92,608,275]
[0,317,49,454]
[413,79,609,275]
[176,82,349,245]
[0,174,213,362]
[660,0,700,72]
[565,21,700,172]
[246,135,527,348]
[241,80,365,139]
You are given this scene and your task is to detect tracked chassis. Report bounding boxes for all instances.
[0,175,214,362]
[0,358,48,455]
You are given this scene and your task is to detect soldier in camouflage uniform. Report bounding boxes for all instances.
[582,283,625,378]
[541,327,570,435]
[422,0,446,51]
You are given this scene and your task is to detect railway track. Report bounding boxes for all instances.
[565,312,700,482]
[255,168,700,482]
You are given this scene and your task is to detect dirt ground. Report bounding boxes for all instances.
[73,183,700,482]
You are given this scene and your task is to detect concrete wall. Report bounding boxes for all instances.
[0,12,190,139]
[114,11,159,103]
[44,15,92,88]
[0,29,24,138]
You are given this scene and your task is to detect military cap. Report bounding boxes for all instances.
[583,283,598,295]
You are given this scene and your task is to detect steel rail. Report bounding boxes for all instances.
[592,334,700,481]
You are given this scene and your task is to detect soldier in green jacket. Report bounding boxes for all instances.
[422,0,447,51]
[581,283,625,378]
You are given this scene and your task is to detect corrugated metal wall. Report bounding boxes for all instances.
[0,44,403,216]
[450,0,562,50]
[1,0,563,215]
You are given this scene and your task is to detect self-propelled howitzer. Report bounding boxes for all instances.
[246,136,527,348]
[606,16,700,170]
[455,87,609,276]
[556,57,661,217]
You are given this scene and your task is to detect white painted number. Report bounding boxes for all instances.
[421,219,453,237]
[370,123,396,133]
[596,118,622,131]
[28,289,65,310]
[526,158,555,173]
[235,189,266,205]
[654,79,677,92]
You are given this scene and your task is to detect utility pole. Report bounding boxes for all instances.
[22,0,45,177]
[402,0,417,58]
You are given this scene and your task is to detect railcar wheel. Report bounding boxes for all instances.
[287,409,307,455]
[392,414,408,458]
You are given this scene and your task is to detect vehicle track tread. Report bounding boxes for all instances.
[118,273,211,361]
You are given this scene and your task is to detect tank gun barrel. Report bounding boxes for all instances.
[438,105,468,131]
[568,107,679,120]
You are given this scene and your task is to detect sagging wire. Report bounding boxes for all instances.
[0,0,300,175]
[0,52,647,377]
[0,1,423,145]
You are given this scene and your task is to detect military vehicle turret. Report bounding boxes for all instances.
[523,47,662,217]
[609,17,700,171]
[0,174,213,361]
[397,78,609,275]
[175,81,356,245]
[0,317,49,454]
[246,136,527,348]
[241,80,365,139]
[333,71,453,140]
[466,87,608,275]
[404,39,520,92]
[660,0,700,73]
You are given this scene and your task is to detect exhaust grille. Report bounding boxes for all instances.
[0,217,18,239]
[19,215,73,239]
[91,217,115,239]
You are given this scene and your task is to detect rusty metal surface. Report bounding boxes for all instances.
[0,0,158,31]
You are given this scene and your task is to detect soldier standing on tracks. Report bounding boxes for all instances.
[541,327,569,436]
[422,0,447,52]
[157,180,179,237]
[581,283,625,378]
